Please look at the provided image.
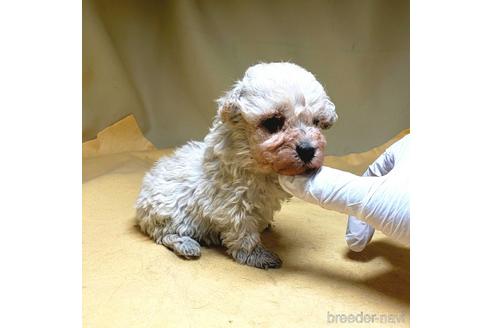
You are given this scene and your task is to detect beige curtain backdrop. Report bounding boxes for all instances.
[83,0,409,155]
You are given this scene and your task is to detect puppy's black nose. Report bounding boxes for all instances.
[296,142,316,163]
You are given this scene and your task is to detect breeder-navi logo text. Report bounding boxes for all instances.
[327,311,406,325]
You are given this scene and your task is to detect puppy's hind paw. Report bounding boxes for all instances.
[175,237,201,259]
[236,245,282,269]
[176,238,202,259]
[159,234,201,259]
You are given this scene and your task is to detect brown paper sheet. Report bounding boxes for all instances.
[83,117,409,327]
[83,115,156,158]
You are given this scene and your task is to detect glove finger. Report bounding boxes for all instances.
[343,143,398,251]
[345,215,375,252]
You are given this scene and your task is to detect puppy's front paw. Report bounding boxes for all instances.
[235,245,282,269]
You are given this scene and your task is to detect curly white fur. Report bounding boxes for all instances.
[136,62,337,269]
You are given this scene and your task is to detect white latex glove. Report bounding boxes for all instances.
[279,135,410,249]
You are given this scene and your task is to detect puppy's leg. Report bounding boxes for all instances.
[222,227,282,269]
[237,243,282,269]
[157,234,201,259]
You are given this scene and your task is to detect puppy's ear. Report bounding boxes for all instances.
[216,81,243,124]
[320,97,338,129]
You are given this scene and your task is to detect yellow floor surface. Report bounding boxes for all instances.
[83,116,410,327]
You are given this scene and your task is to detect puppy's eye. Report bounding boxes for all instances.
[261,116,285,134]
[313,117,331,129]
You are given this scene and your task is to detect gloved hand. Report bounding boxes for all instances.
[279,135,410,250]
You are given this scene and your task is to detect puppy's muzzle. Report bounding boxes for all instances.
[296,141,316,163]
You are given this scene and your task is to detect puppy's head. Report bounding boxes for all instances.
[217,62,337,176]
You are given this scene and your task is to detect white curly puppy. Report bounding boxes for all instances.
[136,62,337,269]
